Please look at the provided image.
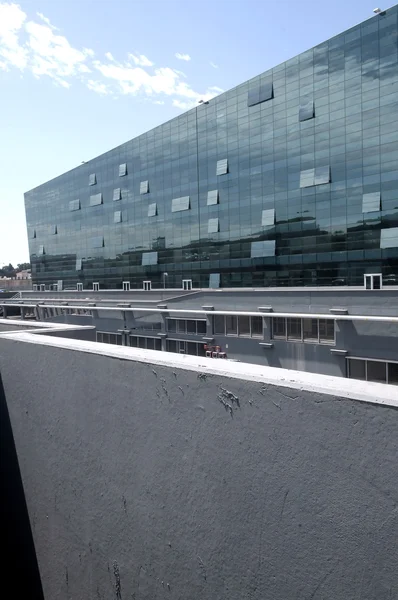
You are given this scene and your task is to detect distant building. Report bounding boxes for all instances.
[16,270,31,280]
[24,6,398,290]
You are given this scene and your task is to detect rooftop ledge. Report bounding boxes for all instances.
[0,323,396,408]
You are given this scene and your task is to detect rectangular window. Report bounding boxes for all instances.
[238,315,250,336]
[299,100,315,121]
[51,225,57,235]
[69,199,80,211]
[348,359,366,381]
[148,203,157,217]
[39,245,45,255]
[251,316,263,337]
[380,227,398,249]
[209,273,220,288]
[216,158,228,175]
[272,318,286,339]
[90,193,103,206]
[186,320,196,334]
[388,362,398,385]
[362,192,381,213]
[261,208,275,227]
[251,240,276,258]
[303,318,318,341]
[177,319,186,333]
[91,236,104,248]
[319,319,335,343]
[247,82,273,107]
[207,190,219,205]
[119,163,127,177]
[31,229,36,238]
[213,315,225,335]
[114,210,122,223]
[226,315,238,335]
[140,180,149,194]
[167,319,176,332]
[287,318,302,340]
[172,196,190,212]
[166,340,178,353]
[113,188,121,201]
[208,218,219,233]
[89,173,96,186]
[197,320,206,335]
[142,251,158,266]
[76,258,82,271]
[300,168,315,188]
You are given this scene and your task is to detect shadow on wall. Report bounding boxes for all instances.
[0,373,44,599]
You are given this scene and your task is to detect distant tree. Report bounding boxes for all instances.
[0,263,16,277]
[17,262,31,271]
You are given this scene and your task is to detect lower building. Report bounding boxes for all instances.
[2,286,397,384]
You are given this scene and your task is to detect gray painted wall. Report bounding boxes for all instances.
[1,338,397,600]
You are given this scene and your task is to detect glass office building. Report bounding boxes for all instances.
[25,6,398,289]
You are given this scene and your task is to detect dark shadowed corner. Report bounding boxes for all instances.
[0,372,44,600]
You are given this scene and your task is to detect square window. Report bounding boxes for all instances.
[114,210,122,223]
[207,189,219,205]
[261,208,275,226]
[380,227,398,249]
[89,173,96,186]
[216,158,228,175]
[248,82,273,106]
[314,166,330,185]
[142,251,158,265]
[69,199,80,211]
[251,240,276,258]
[348,359,366,380]
[367,360,387,383]
[91,236,104,248]
[208,218,219,233]
[172,196,190,212]
[90,193,103,206]
[362,191,381,212]
[140,180,149,194]
[113,188,121,201]
[299,100,315,121]
[300,168,315,188]
[119,163,127,177]
[148,203,157,217]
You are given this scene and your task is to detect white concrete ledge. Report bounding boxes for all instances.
[1,330,397,408]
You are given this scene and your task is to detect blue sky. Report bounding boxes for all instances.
[0,0,385,266]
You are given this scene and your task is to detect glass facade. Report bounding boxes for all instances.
[25,7,398,289]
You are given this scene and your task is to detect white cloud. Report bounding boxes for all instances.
[36,11,58,31]
[128,53,154,67]
[175,52,191,61]
[0,3,223,109]
[210,61,218,69]
[0,2,28,69]
[87,79,110,95]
